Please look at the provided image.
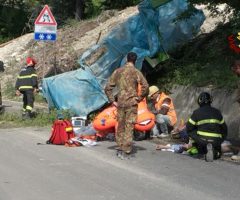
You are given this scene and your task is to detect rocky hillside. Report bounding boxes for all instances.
[0,6,138,89]
[0,4,231,90]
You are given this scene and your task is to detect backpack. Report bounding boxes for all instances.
[47,119,75,145]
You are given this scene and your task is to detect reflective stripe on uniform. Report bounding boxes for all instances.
[187,146,198,155]
[18,74,37,79]
[26,105,32,111]
[196,118,225,125]
[65,127,73,132]
[19,86,33,90]
[197,131,222,138]
[188,118,196,125]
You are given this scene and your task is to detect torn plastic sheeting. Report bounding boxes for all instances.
[79,0,205,85]
[42,68,108,116]
[42,0,205,116]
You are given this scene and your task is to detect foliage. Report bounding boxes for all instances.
[0,110,54,128]
[3,81,19,100]
[0,2,28,39]
[147,21,240,90]
[2,80,49,104]
[0,108,74,128]
[0,0,142,43]
[103,0,141,10]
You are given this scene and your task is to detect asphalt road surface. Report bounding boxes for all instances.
[0,127,239,200]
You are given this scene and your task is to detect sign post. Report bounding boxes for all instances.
[34,5,57,41]
[34,5,57,77]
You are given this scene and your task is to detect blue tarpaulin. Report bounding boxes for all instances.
[42,69,108,116]
[42,0,205,116]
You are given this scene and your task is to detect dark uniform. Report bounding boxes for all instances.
[0,61,5,112]
[186,104,227,157]
[15,65,38,116]
[105,62,149,154]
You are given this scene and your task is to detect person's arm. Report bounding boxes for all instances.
[15,74,21,96]
[186,111,198,135]
[219,116,228,140]
[31,68,38,91]
[159,98,171,115]
[104,70,117,104]
[137,71,149,100]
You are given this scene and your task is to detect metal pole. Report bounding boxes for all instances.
[54,42,57,75]
[43,43,46,78]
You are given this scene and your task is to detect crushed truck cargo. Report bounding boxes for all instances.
[42,0,205,117]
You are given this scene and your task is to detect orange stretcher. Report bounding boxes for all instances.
[93,98,155,132]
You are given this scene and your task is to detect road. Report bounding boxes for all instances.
[0,127,239,200]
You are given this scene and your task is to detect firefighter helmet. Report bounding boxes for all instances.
[26,57,37,65]
[197,92,212,106]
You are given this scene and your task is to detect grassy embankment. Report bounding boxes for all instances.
[147,22,239,91]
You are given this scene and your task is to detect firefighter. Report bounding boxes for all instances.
[186,92,228,162]
[0,60,5,113]
[15,57,38,119]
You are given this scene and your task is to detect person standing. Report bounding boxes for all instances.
[148,85,177,138]
[186,92,227,162]
[231,60,240,161]
[15,57,38,119]
[105,52,149,159]
[0,61,5,113]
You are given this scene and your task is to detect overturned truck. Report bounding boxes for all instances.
[42,0,205,117]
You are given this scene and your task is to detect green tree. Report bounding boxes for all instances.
[0,0,29,41]
[103,0,141,10]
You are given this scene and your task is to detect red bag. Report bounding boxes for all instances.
[47,120,74,145]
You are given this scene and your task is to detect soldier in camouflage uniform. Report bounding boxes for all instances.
[105,52,149,159]
[0,61,5,113]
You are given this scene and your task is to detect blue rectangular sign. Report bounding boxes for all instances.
[34,32,57,41]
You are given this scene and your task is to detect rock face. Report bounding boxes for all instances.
[170,85,240,139]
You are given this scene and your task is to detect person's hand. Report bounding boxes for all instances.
[15,90,21,96]
[159,106,169,115]
[135,96,141,103]
[112,101,118,107]
[33,88,39,94]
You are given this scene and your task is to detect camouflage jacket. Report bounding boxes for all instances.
[105,62,149,108]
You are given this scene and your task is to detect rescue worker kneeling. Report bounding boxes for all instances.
[15,57,38,119]
[186,92,228,162]
[148,85,177,138]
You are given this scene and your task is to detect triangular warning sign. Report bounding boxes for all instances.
[35,5,57,25]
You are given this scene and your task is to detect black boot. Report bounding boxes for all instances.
[205,143,214,162]
[22,111,31,120]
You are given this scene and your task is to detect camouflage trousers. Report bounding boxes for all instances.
[116,105,137,153]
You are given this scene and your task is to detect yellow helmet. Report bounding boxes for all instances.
[148,85,159,97]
